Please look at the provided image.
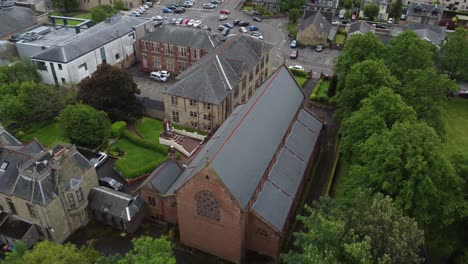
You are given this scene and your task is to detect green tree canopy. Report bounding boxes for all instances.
[52,0,80,12]
[335,33,385,91]
[283,193,424,264]
[20,241,99,264]
[438,28,468,81]
[288,8,301,23]
[57,104,111,148]
[118,236,176,264]
[0,59,41,83]
[113,0,126,10]
[388,0,402,20]
[341,87,416,161]
[77,63,142,122]
[336,60,399,118]
[384,31,436,79]
[350,121,465,227]
[1,241,27,264]
[364,3,379,21]
[279,0,305,12]
[91,6,109,23]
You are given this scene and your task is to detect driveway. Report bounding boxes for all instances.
[127,65,176,101]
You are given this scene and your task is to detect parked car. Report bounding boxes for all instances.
[131,11,141,16]
[145,1,154,7]
[251,34,263,40]
[155,70,170,78]
[459,90,468,98]
[176,18,183,24]
[182,1,193,7]
[249,25,259,31]
[290,50,298,59]
[252,16,261,22]
[203,3,216,8]
[137,7,145,13]
[238,21,249,26]
[171,18,177,24]
[223,22,233,29]
[219,15,228,21]
[387,18,393,24]
[289,65,304,71]
[174,7,185,13]
[315,44,323,52]
[182,18,190,25]
[239,26,247,33]
[218,25,226,31]
[150,72,168,82]
[98,177,123,191]
[233,19,240,26]
[141,4,150,9]
[188,19,195,26]
[152,15,163,21]
[400,14,406,20]
[193,20,202,27]
[220,9,230,14]
[90,151,108,167]
[372,23,386,29]
[339,9,345,19]
[211,0,221,4]
[162,7,172,13]
[154,21,163,27]
[221,27,230,36]
[290,40,297,48]
[253,11,260,16]
[166,4,177,9]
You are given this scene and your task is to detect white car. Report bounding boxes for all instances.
[90,152,108,167]
[218,15,228,21]
[251,35,263,40]
[187,19,195,26]
[387,18,393,24]
[152,15,163,21]
[289,65,305,71]
[150,72,168,82]
[193,20,202,27]
[156,70,171,78]
[239,26,247,33]
[141,5,149,10]
[136,7,145,13]
[131,11,141,17]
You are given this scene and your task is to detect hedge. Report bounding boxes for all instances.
[310,79,330,103]
[289,68,309,78]
[115,156,167,179]
[122,130,168,154]
[111,121,126,138]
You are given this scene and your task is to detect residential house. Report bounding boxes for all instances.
[456,14,468,26]
[88,186,146,234]
[0,0,48,40]
[139,65,323,263]
[307,0,339,15]
[139,25,221,75]
[347,21,374,37]
[408,0,466,12]
[296,10,333,46]
[407,23,446,45]
[252,0,280,12]
[359,0,392,20]
[407,3,444,25]
[31,15,153,85]
[80,0,141,11]
[0,137,99,246]
[163,34,273,132]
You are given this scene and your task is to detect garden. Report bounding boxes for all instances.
[443,97,468,157]
[289,68,310,88]
[309,75,336,104]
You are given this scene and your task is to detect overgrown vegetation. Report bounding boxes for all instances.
[310,79,331,103]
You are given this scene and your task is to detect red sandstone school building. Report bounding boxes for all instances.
[137,65,323,263]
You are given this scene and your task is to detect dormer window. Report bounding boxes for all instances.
[0,161,9,171]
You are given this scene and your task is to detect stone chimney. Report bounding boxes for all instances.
[168,146,176,160]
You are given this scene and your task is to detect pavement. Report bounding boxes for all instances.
[127,65,175,101]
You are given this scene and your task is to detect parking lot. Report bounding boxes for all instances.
[128,65,176,101]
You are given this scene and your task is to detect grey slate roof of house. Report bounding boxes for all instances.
[311,0,339,9]
[408,23,446,45]
[348,21,373,35]
[32,15,147,63]
[303,10,333,23]
[88,186,144,221]
[164,34,273,105]
[139,159,184,194]
[407,3,444,17]
[4,139,43,156]
[142,25,221,51]
[298,10,332,36]
[0,126,22,146]
[0,148,34,196]
[166,66,323,219]
[0,6,36,38]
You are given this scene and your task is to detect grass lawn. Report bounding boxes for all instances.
[294,76,308,87]
[21,122,70,146]
[443,98,468,157]
[135,117,164,142]
[50,11,92,25]
[335,34,346,44]
[331,157,352,201]
[316,80,331,97]
[288,23,299,39]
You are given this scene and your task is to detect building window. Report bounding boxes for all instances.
[166,58,174,71]
[172,111,180,123]
[203,114,211,121]
[191,49,199,59]
[203,124,211,130]
[195,190,220,221]
[242,76,247,90]
[5,198,16,215]
[58,64,63,70]
[179,46,187,56]
[164,44,169,54]
[256,64,260,74]
[234,88,239,98]
[128,32,135,39]
[115,53,120,60]
[36,61,47,71]
[67,193,76,209]
[256,228,268,237]
[148,196,156,206]
[78,63,87,71]
[142,41,148,51]
[241,95,246,103]
[190,111,198,118]
[76,187,84,203]
[178,61,188,71]
[61,78,66,84]
[171,96,178,106]
[249,72,253,82]
[26,203,37,218]
[265,54,269,64]
[165,44,174,55]
[153,56,161,68]
[0,161,8,171]
[190,122,198,128]
[189,100,197,106]
[152,42,159,52]
[203,102,211,110]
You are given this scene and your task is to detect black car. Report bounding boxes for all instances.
[98,177,124,191]
[221,27,230,36]
[166,4,177,9]
[154,21,163,27]
[253,11,260,16]
[252,16,262,22]
[174,7,185,13]
[217,25,226,31]
[238,21,250,27]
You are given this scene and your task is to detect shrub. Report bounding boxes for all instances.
[338,29,348,35]
[113,0,126,10]
[111,121,126,138]
[310,79,323,99]
[115,157,167,179]
[15,130,25,140]
[327,75,338,98]
[122,130,168,154]
[290,68,309,78]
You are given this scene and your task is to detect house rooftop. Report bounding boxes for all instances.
[0,6,36,39]
[88,186,144,221]
[15,25,85,47]
[0,216,32,239]
[298,9,332,34]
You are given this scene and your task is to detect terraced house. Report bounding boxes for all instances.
[163,34,273,132]
[139,26,221,75]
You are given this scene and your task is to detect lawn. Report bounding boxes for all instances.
[21,122,70,146]
[294,76,308,87]
[50,11,92,25]
[135,117,164,142]
[316,80,331,97]
[335,34,346,44]
[443,97,468,157]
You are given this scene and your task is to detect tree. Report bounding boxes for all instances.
[341,87,416,161]
[288,8,301,23]
[389,0,402,20]
[336,60,399,118]
[283,193,424,264]
[52,0,80,12]
[0,59,41,83]
[364,4,379,21]
[350,121,465,227]
[438,28,468,81]
[384,31,436,79]
[20,241,99,264]
[342,0,353,9]
[335,33,385,91]
[57,104,111,148]
[78,63,142,122]
[113,0,126,10]
[91,6,109,23]
[118,236,176,264]
[1,241,27,264]
[279,0,305,12]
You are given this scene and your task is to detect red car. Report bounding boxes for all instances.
[290,50,298,59]
[220,9,230,14]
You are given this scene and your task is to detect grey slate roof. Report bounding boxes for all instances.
[4,139,43,156]
[0,126,22,146]
[0,148,33,196]
[32,15,147,63]
[139,159,184,194]
[252,181,292,231]
[0,7,36,38]
[407,3,444,17]
[0,215,33,239]
[88,186,144,221]
[142,25,221,51]
[303,10,333,23]
[348,21,374,36]
[164,34,273,104]
[312,0,339,9]
[298,10,332,36]
[408,23,446,45]
[167,66,315,210]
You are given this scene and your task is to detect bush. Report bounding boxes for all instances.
[338,29,348,35]
[15,130,25,140]
[310,79,323,99]
[290,68,309,78]
[111,121,126,138]
[122,130,168,154]
[113,0,126,10]
[115,157,166,179]
[327,75,338,98]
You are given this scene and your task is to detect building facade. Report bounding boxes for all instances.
[31,15,153,85]
[307,0,339,15]
[252,0,280,12]
[359,0,391,20]
[297,10,333,46]
[80,0,141,10]
[163,34,273,132]
[407,3,444,25]
[139,26,220,75]
[408,0,466,12]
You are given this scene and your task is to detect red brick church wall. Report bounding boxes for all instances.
[246,213,282,259]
